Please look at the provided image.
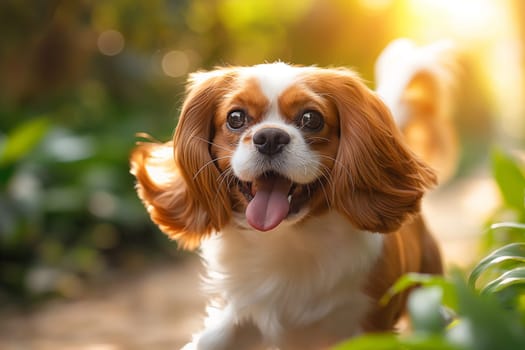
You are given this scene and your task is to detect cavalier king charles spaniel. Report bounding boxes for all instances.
[130,42,453,349]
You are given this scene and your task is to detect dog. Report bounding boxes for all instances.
[375,39,459,184]
[130,50,448,349]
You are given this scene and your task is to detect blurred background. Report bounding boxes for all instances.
[0,0,524,349]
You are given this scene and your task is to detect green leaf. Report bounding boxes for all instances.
[469,243,525,288]
[482,221,525,252]
[408,286,448,334]
[480,266,525,296]
[381,273,457,310]
[0,117,50,166]
[491,284,525,308]
[334,333,462,350]
[332,334,401,350]
[453,273,525,350]
[489,222,525,231]
[491,148,525,211]
[381,273,437,303]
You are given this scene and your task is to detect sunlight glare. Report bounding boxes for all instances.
[416,0,495,32]
[405,0,506,40]
[358,0,393,11]
[404,0,524,139]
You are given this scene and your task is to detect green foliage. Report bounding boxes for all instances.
[335,249,525,350]
[333,333,461,350]
[469,243,525,290]
[0,109,178,305]
[483,149,525,250]
[337,147,525,350]
[0,117,50,167]
[381,273,458,310]
[490,148,525,215]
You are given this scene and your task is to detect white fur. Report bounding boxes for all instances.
[190,212,384,349]
[230,64,322,184]
[249,62,304,103]
[231,120,322,184]
[375,38,456,126]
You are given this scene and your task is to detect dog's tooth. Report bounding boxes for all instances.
[287,195,292,203]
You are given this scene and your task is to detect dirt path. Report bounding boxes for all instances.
[0,259,205,350]
[0,172,498,349]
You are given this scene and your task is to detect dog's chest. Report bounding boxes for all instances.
[200,212,384,339]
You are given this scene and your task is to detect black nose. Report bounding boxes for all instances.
[253,128,291,155]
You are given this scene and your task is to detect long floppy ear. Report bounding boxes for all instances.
[130,69,235,249]
[311,69,437,233]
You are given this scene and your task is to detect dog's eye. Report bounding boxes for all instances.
[298,111,324,131]
[227,110,247,130]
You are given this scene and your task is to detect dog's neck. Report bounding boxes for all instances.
[198,211,384,342]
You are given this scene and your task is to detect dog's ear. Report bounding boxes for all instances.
[130,142,207,249]
[130,69,235,249]
[309,69,437,233]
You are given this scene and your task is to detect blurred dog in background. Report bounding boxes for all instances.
[376,39,459,184]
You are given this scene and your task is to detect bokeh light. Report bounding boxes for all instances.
[161,50,190,78]
[97,30,125,56]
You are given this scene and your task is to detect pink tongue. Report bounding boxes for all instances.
[246,175,292,231]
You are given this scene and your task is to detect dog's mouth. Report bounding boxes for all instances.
[237,171,318,231]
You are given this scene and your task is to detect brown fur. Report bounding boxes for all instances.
[130,69,239,249]
[301,69,437,233]
[362,215,443,331]
[400,71,458,183]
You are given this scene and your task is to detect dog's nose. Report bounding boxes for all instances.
[253,128,291,155]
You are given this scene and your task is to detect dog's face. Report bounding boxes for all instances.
[131,63,436,248]
[210,64,340,231]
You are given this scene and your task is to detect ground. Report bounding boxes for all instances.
[0,172,499,350]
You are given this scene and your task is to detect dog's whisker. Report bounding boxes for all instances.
[305,158,334,207]
[318,154,355,190]
[193,155,232,180]
[306,136,331,144]
[213,167,235,203]
[318,166,334,209]
[194,136,234,152]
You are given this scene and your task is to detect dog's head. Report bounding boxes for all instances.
[130,63,436,249]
